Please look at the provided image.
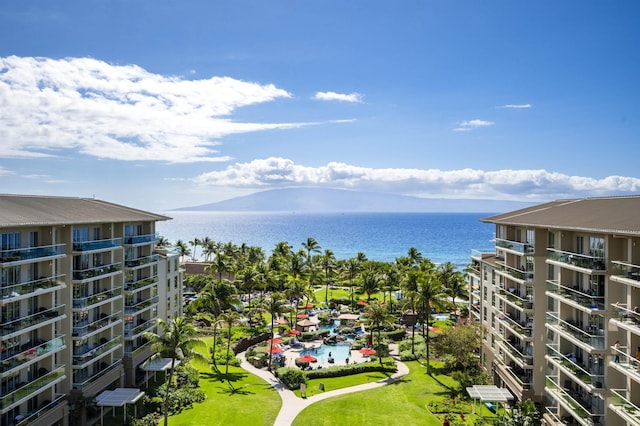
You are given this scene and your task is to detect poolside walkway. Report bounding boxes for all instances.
[239,344,409,426]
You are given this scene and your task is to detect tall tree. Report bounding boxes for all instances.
[189,237,202,260]
[416,271,447,375]
[360,267,382,303]
[173,239,191,263]
[301,237,321,262]
[407,247,423,268]
[156,236,171,249]
[144,317,206,426]
[260,293,287,371]
[365,301,394,366]
[321,249,336,305]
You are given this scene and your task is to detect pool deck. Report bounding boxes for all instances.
[239,343,409,426]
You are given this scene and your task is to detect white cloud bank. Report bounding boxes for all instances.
[193,157,640,201]
[453,119,494,132]
[313,91,363,103]
[498,104,532,109]
[0,56,310,162]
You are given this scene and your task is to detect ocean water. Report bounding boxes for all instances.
[156,211,496,268]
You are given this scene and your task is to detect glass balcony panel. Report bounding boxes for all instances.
[0,244,65,263]
[0,336,65,373]
[0,274,66,299]
[546,280,605,310]
[124,254,159,268]
[611,261,640,285]
[72,238,122,252]
[72,287,122,309]
[124,275,158,292]
[72,336,121,367]
[546,313,605,350]
[547,248,606,270]
[72,359,121,390]
[73,262,122,280]
[0,366,65,410]
[124,233,159,245]
[545,376,601,425]
[496,263,534,282]
[1,305,66,335]
[72,311,122,338]
[546,343,603,388]
[124,296,159,315]
[495,238,534,254]
[610,389,640,424]
[15,393,67,426]
[124,318,157,338]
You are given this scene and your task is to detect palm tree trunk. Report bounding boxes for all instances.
[163,358,176,426]
[212,323,219,372]
[426,310,431,375]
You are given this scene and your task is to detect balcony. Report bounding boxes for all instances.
[494,360,532,398]
[610,304,640,336]
[15,393,67,426]
[497,312,533,340]
[546,280,605,311]
[0,366,65,410]
[547,248,606,271]
[471,249,495,261]
[546,344,604,390]
[124,296,159,315]
[497,337,533,368]
[73,238,122,252]
[0,336,65,374]
[124,233,159,246]
[0,275,66,300]
[72,311,122,338]
[495,263,534,283]
[497,286,533,311]
[495,238,534,255]
[73,336,122,368]
[73,262,122,281]
[72,359,122,390]
[546,376,601,426]
[610,389,640,425]
[72,286,122,309]
[124,275,158,292]
[546,313,605,350]
[124,254,159,268]
[124,318,156,339]
[0,244,65,264]
[610,261,640,287]
[1,305,66,336]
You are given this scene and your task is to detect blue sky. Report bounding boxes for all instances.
[1,1,639,211]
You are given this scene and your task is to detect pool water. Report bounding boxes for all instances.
[301,343,352,363]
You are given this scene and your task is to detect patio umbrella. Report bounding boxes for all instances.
[275,318,289,325]
[266,338,283,345]
[296,313,309,319]
[301,303,314,309]
[360,348,376,356]
[298,355,317,363]
[287,330,301,335]
[266,346,282,353]
[357,300,367,305]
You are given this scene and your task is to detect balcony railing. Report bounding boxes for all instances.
[497,287,534,311]
[73,262,122,281]
[497,312,533,339]
[545,376,600,425]
[610,260,640,285]
[546,280,605,310]
[124,296,159,315]
[546,344,603,388]
[495,238,534,254]
[497,338,533,367]
[547,313,605,350]
[124,254,159,268]
[73,238,122,252]
[0,366,65,410]
[124,318,157,338]
[471,249,495,260]
[72,311,122,338]
[124,233,159,245]
[1,305,66,335]
[15,393,66,426]
[72,359,122,390]
[0,244,65,264]
[547,248,606,271]
[0,336,65,373]
[126,340,152,357]
[610,389,640,424]
[0,275,66,299]
[125,275,158,292]
[496,263,534,282]
[73,336,122,367]
[72,286,122,309]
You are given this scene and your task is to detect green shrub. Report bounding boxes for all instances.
[276,367,307,390]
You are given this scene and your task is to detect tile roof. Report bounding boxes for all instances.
[0,194,170,227]
[482,195,640,235]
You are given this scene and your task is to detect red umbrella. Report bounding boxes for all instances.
[287,329,301,335]
[275,318,289,325]
[360,348,376,356]
[298,355,317,363]
[301,303,314,309]
[296,313,309,319]
[357,300,367,305]
[266,338,283,345]
[266,346,282,353]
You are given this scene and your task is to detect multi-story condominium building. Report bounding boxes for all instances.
[469,195,640,426]
[0,194,182,426]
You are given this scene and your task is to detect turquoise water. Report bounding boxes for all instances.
[301,343,352,363]
[157,211,496,267]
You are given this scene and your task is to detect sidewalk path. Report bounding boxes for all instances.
[239,344,409,426]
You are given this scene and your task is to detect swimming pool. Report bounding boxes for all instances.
[300,343,352,363]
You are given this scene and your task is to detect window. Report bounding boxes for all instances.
[589,236,605,258]
[526,229,535,245]
[73,228,89,242]
[1,232,20,250]
[548,231,555,249]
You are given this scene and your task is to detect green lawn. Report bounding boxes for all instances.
[293,369,392,398]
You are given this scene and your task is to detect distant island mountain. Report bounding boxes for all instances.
[175,188,534,213]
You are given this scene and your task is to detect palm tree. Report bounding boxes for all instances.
[211,251,231,283]
[236,266,261,324]
[402,269,421,354]
[156,236,171,249]
[416,273,447,375]
[259,293,287,370]
[174,239,191,263]
[407,247,423,268]
[341,258,361,310]
[321,249,336,305]
[365,301,395,366]
[438,262,467,314]
[193,280,241,318]
[356,251,368,263]
[383,265,400,314]
[208,316,225,373]
[189,237,202,260]
[360,267,382,303]
[144,317,207,426]
[301,237,321,262]
[218,311,242,379]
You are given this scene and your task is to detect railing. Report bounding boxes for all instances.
[471,249,495,260]
[0,366,65,410]
[124,254,159,268]
[72,286,122,309]
[0,244,65,263]
[73,336,121,367]
[72,311,121,337]
[497,287,534,310]
[547,313,605,350]
[546,343,603,388]
[610,389,640,424]
[495,238,534,254]
[497,338,533,366]
[610,303,640,331]
[1,305,65,334]
[0,275,66,299]
[124,233,159,245]
[611,260,640,285]
[546,280,605,310]
[72,359,122,390]
[126,340,152,357]
[124,296,159,314]
[496,263,534,282]
[124,318,156,338]
[73,262,122,280]
[73,238,122,252]
[497,312,533,338]
[125,275,158,292]
[545,376,599,425]
[0,336,65,373]
[495,360,532,389]
[547,248,606,271]
[15,393,66,426]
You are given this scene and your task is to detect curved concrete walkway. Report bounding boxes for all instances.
[239,344,410,426]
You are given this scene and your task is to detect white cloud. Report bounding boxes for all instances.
[192,158,640,200]
[498,104,532,109]
[313,91,363,103]
[454,119,495,132]
[0,56,310,163]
